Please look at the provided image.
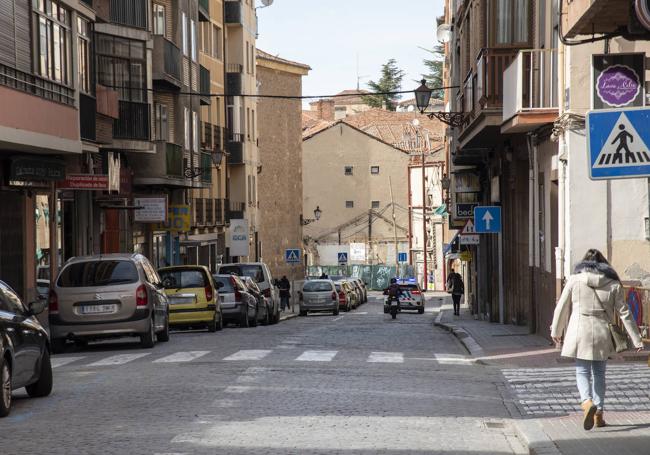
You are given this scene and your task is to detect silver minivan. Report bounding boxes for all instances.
[49,254,170,352]
[299,280,339,316]
[213,274,258,328]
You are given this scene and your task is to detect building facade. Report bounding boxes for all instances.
[256,49,310,281]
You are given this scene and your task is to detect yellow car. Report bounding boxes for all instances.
[158,265,222,332]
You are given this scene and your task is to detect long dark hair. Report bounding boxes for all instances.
[575,248,621,282]
[581,249,610,265]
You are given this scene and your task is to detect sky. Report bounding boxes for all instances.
[256,0,444,105]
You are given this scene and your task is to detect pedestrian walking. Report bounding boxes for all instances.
[550,249,644,431]
[278,276,291,312]
[446,268,464,316]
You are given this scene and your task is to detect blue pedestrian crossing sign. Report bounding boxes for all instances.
[338,252,348,264]
[474,206,502,234]
[587,107,650,180]
[285,249,301,264]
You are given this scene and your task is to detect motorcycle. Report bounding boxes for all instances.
[388,296,400,319]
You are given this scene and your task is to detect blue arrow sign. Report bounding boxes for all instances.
[338,252,348,264]
[285,249,301,264]
[474,206,502,233]
[587,107,650,180]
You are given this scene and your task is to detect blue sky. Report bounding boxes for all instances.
[256,0,444,103]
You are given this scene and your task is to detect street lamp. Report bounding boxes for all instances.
[413,81,466,128]
[414,79,432,114]
[184,150,227,178]
[301,206,322,226]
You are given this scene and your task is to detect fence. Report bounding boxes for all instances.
[306,264,415,291]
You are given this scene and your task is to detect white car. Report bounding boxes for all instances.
[383,280,425,314]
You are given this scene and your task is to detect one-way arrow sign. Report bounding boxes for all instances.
[474,206,502,233]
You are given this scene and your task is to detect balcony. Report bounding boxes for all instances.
[165,143,183,178]
[225,0,243,25]
[201,151,212,183]
[195,198,205,225]
[502,49,559,134]
[215,199,225,224]
[107,0,147,29]
[229,200,246,220]
[205,199,214,225]
[80,94,97,142]
[563,0,630,38]
[226,128,244,164]
[226,63,243,96]
[153,36,181,89]
[200,65,211,105]
[199,0,210,21]
[0,62,74,106]
[113,101,150,140]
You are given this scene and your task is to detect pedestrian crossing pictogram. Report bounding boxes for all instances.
[593,113,650,167]
[285,249,301,264]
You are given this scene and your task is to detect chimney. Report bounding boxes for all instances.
[309,99,335,121]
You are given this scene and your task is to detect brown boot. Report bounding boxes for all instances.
[595,410,606,428]
[581,399,597,430]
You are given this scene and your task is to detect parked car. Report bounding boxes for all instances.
[334,282,352,312]
[36,279,50,301]
[351,278,368,303]
[299,280,339,316]
[158,265,222,332]
[346,279,364,306]
[216,262,280,324]
[49,254,170,352]
[241,276,271,326]
[0,280,52,418]
[383,279,425,314]
[212,274,258,328]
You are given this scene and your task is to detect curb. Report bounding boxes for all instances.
[434,306,486,362]
[279,311,299,322]
[512,419,562,455]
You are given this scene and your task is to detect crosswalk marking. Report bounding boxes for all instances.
[88,353,150,366]
[51,356,85,369]
[223,350,272,361]
[367,352,404,363]
[153,351,210,363]
[296,350,338,362]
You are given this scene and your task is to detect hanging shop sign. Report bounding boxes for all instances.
[593,53,645,110]
[58,174,109,190]
[228,219,250,257]
[453,172,481,193]
[133,197,167,222]
[10,156,66,181]
[154,205,191,232]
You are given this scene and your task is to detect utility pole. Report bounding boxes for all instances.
[422,148,428,290]
[368,211,372,265]
[388,176,399,272]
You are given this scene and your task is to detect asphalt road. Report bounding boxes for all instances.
[2,293,525,454]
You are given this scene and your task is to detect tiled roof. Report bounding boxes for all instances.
[332,89,370,106]
[302,111,335,138]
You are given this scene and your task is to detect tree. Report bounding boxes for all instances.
[421,44,444,100]
[363,59,405,111]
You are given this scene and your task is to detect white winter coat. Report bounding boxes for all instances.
[550,267,643,361]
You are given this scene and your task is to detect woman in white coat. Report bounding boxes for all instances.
[551,249,644,430]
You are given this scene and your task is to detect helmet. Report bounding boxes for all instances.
[390,277,397,284]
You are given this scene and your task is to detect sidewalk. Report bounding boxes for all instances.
[434,298,650,455]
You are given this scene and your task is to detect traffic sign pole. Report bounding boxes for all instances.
[498,232,504,324]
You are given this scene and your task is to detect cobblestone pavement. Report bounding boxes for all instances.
[2,293,527,455]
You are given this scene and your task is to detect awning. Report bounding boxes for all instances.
[444,231,459,255]
[179,232,220,247]
[433,204,447,216]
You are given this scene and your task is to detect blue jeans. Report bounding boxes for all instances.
[576,359,607,410]
[280,296,290,311]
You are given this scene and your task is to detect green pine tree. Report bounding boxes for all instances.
[421,44,444,100]
[363,59,405,111]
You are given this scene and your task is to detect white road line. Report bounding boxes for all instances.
[349,312,368,315]
[433,354,475,365]
[51,356,85,369]
[224,386,252,393]
[367,352,404,363]
[295,350,338,362]
[153,351,210,363]
[223,350,271,361]
[88,353,150,366]
[332,316,344,322]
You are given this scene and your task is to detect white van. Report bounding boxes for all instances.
[215,262,280,324]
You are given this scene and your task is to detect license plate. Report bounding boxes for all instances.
[170,296,196,305]
[79,304,117,314]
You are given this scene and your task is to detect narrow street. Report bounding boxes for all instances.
[2,294,524,454]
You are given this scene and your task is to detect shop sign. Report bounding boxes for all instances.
[154,205,191,232]
[593,53,645,109]
[459,251,472,262]
[58,174,109,190]
[228,219,250,257]
[453,172,480,193]
[455,203,478,219]
[349,243,366,261]
[134,197,167,222]
[10,156,66,181]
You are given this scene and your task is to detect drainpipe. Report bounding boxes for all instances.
[555,12,567,302]
[527,134,536,334]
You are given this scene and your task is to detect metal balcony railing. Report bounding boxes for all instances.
[0,62,75,106]
[203,122,213,148]
[205,198,214,225]
[225,0,242,25]
[163,37,181,81]
[201,151,212,183]
[165,143,183,177]
[110,0,147,29]
[215,199,224,224]
[476,48,518,110]
[114,101,151,140]
[228,200,246,220]
[195,198,204,225]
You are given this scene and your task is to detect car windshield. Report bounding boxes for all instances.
[214,276,235,293]
[400,284,420,292]
[159,269,207,289]
[57,261,139,287]
[303,281,332,292]
[219,265,265,283]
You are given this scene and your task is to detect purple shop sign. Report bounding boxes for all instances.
[596,64,641,108]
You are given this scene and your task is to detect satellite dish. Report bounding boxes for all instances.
[261,0,274,6]
[436,24,453,44]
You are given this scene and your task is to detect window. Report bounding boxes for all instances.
[371,201,380,209]
[0,282,26,315]
[344,166,353,176]
[77,16,91,93]
[370,166,380,175]
[193,111,199,153]
[96,34,147,101]
[57,261,139,287]
[252,110,256,141]
[154,103,168,141]
[212,25,223,60]
[246,108,251,140]
[34,0,72,85]
[184,107,190,150]
[153,3,165,36]
[201,22,211,54]
[494,0,530,45]
[182,12,188,55]
[191,19,197,61]
[246,42,250,73]
[345,201,354,208]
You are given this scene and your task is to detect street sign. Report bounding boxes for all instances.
[285,249,301,264]
[587,107,650,179]
[338,252,348,264]
[459,251,472,262]
[455,203,478,219]
[398,252,408,263]
[474,206,502,233]
[459,219,480,245]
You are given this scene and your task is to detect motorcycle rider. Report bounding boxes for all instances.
[384,278,403,312]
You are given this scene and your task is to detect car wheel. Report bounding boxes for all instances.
[418,308,425,314]
[51,338,66,354]
[0,357,11,418]
[216,312,224,331]
[239,309,250,328]
[272,305,281,324]
[140,317,156,348]
[250,307,258,328]
[25,350,53,398]
[333,308,340,316]
[207,311,219,333]
[157,314,170,342]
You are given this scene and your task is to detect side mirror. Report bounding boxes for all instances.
[28,300,47,316]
